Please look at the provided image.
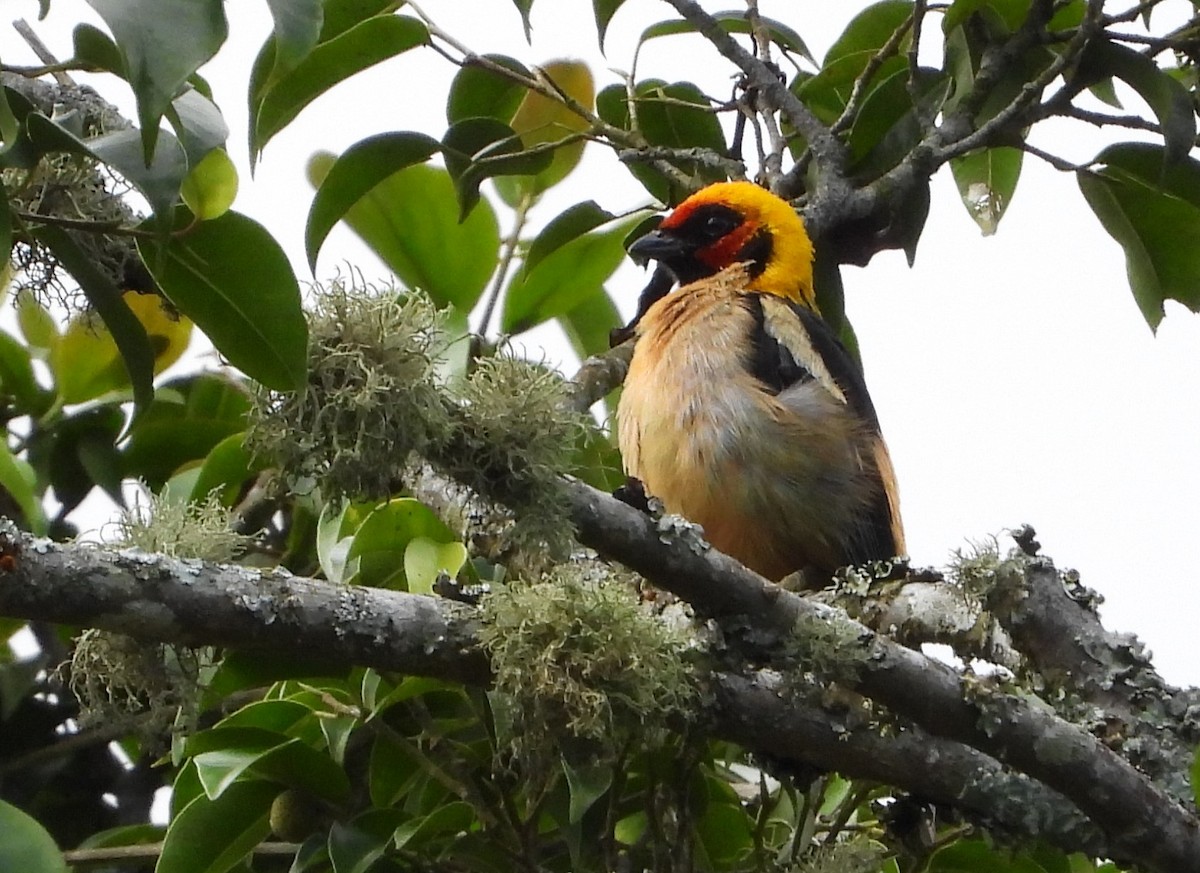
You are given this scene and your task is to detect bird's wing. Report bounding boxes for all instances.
[745,293,906,561]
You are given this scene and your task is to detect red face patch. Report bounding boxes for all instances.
[695,220,758,271]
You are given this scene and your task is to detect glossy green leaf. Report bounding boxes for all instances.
[251,15,427,159]
[189,432,264,505]
[167,89,230,169]
[85,0,227,161]
[346,498,460,590]
[403,536,468,595]
[15,291,58,352]
[597,79,726,202]
[510,0,534,40]
[562,757,612,824]
[637,11,815,66]
[329,821,389,873]
[1077,143,1200,328]
[0,86,17,156]
[193,735,351,806]
[442,117,552,217]
[0,441,48,535]
[825,0,913,67]
[558,288,622,361]
[525,201,618,274]
[0,329,50,415]
[494,59,594,205]
[157,778,276,873]
[263,0,324,81]
[140,210,307,391]
[180,148,238,220]
[26,114,187,221]
[0,799,66,873]
[696,800,753,866]
[950,147,1022,234]
[446,54,530,124]
[306,157,500,310]
[122,374,250,489]
[27,406,124,513]
[305,132,441,272]
[1076,39,1196,165]
[368,734,421,807]
[34,226,155,410]
[503,215,639,334]
[846,65,950,179]
[929,837,1048,872]
[393,801,475,850]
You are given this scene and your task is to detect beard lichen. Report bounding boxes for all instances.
[246,280,453,500]
[439,355,586,558]
[62,489,238,735]
[477,563,699,775]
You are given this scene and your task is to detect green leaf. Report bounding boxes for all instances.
[305,158,500,311]
[167,89,230,169]
[85,0,227,162]
[263,0,324,81]
[0,799,66,873]
[122,374,251,489]
[0,328,49,416]
[559,289,622,362]
[511,0,534,40]
[27,114,188,221]
[597,80,727,202]
[192,734,351,806]
[442,117,553,217]
[251,15,427,159]
[305,132,441,272]
[637,11,815,66]
[950,146,1023,234]
[0,85,20,157]
[157,778,276,873]
[825,0,913,67]
[189,432,265,505]
[446,54,530,124]
[0,441,48,535]
[27,406,124,513]
[525,201,618,274]
[1076,39,1196,165]
[502,215,640,334]
[593,0,625,50]
[494,59,594,205]
[139,210,307,391]
[15,291,58,352]
[1077,143,1200,328]
[393,801,475,850]
[346,498,461,590]
[403,536,468,595]
[562,757,612,824]
[328,821,388,873]
[33,226,155,411]
[695,799,753,866]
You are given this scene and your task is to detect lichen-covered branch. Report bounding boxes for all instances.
[561,482,1200,872]
[0,523,1119,860]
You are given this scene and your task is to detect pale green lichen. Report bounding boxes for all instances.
[478,563,698,773]
[790,842,887,873]
[439,355,588,558]
[247,279,453,500]
[115,488,250,563]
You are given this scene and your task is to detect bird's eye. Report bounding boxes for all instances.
[700,211,738,239]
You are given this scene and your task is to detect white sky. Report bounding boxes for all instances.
[11,1,1200,685]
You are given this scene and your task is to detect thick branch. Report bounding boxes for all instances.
[562,483,1200,872]
[0,528,489,686]
[0,524,1112,858]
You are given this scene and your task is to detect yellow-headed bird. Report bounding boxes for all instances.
[616,181,904,584]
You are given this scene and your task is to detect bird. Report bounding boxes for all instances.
[615,180,905,585]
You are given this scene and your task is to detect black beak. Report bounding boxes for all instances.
[627,229,691,267]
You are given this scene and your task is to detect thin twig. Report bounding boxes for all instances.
[13,19,74,86]
[830,11,916,136]
[478,190,533,338]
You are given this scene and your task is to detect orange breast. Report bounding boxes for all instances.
[617,270,887,582]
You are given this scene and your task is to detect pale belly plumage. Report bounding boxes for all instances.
[617,275,884,582]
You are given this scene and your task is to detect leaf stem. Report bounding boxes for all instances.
[477,190,533,338]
